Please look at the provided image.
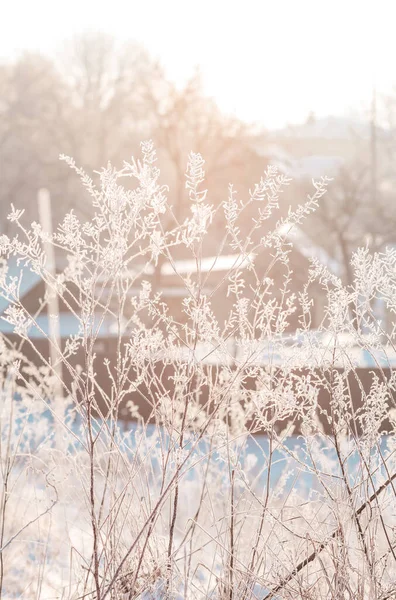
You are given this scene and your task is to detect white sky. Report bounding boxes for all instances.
[1,0,395,128]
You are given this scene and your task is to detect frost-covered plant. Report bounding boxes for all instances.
[0,142,395,599]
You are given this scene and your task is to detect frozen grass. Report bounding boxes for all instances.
[0,144,395,598]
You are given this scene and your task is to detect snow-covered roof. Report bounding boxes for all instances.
[0,257,42,315]
[256,142,344,180]
[287,155,344,179]
[161,254,253,276]
[273,116,373,141]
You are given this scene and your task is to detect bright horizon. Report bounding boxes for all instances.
[2,0,395,128]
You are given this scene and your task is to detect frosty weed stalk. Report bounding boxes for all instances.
[0,143,395,599]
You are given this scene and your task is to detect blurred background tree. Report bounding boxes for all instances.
[3,31,396,294]
[0,33,266,254]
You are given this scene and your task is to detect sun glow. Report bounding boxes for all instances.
[0,0,393,126]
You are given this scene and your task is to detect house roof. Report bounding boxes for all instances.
[0,256,42,315]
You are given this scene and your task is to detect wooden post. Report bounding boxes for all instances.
[38,188,63,398]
